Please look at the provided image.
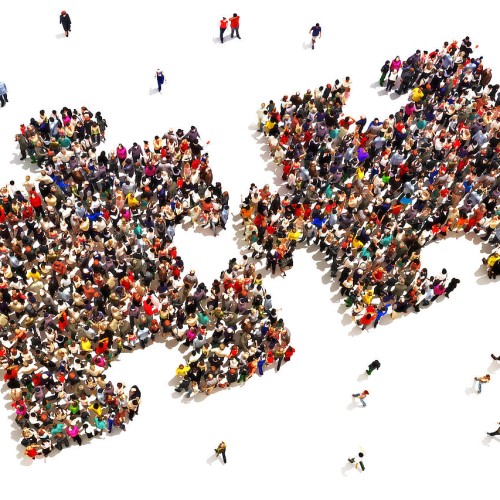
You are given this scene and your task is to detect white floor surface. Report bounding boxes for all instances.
[0,0,500,498]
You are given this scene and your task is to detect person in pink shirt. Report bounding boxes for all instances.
[66,424,82,446]
[390,56,402,71]
[116,143,127,165]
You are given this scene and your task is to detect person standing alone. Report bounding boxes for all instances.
[155,69,165,93]
[0,81,8,107]
[229,14,240,39]
[219,17,228,43]
[214,441,227,463]
[309,23,321,49]
[60,11,71,37]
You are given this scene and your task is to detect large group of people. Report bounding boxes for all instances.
[247,38,499,331]
[2,107,294,459]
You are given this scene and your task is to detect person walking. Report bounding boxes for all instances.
[474,374,490,394]
[60,11,71,37]
[487,423,500,437]
[214,441,227,463]
[229,14,240,39]
[366,360,381,376]
[348,452,365,471]
[0,81,8,107]
[352,390,369,407]
[219,17,228,43]
[445,278,460,297]
[309,23,321,50]
[155,69,165,93]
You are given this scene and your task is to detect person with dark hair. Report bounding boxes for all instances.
[380,60,390,86]
[366,360,381,376]
[309,23,321,50]
[155,69,165,93]
[229,13,240,39]
[445,278,460,297]
[59,11,71,37]
[219,17,228,43]
[487,423,500,437]
[348,452,365,471]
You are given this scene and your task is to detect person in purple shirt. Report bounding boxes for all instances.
[309,23,321,50]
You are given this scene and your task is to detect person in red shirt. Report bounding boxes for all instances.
[229,13,240,39]
[29,188,44,217]
[219,17,228,43]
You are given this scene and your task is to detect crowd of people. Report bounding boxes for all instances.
[2,107,294,459]
[248,38,499,331]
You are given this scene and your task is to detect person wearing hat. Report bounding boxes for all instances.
[59,11,71,37]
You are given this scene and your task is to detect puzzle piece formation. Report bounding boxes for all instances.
[242,40,500,329]
[2,113,294,458]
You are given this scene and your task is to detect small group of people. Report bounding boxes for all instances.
[247,38,499,333]
[1,103,294,459]
[219,14,240,43]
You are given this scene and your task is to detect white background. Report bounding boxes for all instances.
[1,0,500,498]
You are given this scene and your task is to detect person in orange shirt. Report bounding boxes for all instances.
[352,390,369,407]
[229,13,240,39]
[219,17,228,43]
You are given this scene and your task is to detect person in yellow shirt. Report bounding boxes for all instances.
[125,192,140,208]
[27,267,41,282]
[411,86,424,103]
[175,364,190,377]
[80,336,92,352]
[362,289,374,305]
[287,228,302,241]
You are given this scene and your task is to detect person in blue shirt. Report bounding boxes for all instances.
[155,69,165,93]
[309,23,321,50]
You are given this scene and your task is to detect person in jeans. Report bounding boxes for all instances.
[219,17,228,43]
[474,374,490,394]
[229,14,240,39]
[352,390,369,407]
